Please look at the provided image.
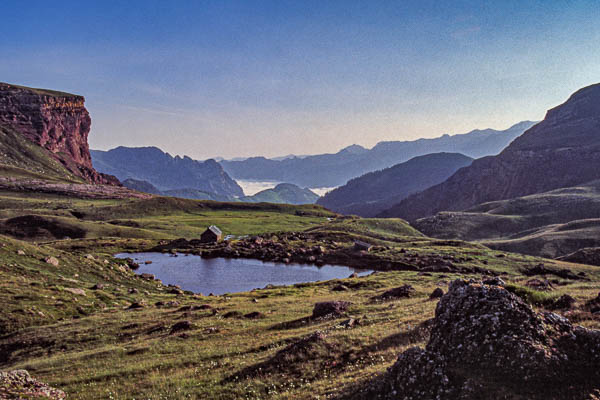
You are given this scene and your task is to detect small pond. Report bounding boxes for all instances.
[115,252,371,295]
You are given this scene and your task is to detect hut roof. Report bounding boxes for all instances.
[207,225,222,236]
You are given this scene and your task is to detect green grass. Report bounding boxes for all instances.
[1,189,600,399]
[0,126,84,183]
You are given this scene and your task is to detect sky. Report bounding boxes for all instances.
[1,0,599,159]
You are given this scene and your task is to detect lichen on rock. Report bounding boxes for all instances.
[358,279,600,399]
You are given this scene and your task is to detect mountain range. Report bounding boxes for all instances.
[381,83,600,221]
[317,153,473,217]
[220,121,536,188]
[91,146,244,199]
[240,183,319,204]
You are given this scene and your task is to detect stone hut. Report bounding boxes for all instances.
[200,225,222,243]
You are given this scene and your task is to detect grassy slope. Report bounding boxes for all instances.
[1,189,600,399]
[1,220,599,399]
[414,181,600,257]
[0,191,334,246]
[0,126,84,183]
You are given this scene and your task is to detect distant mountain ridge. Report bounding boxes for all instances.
[121,178,231,201]
[91,146,243,198]
[317,153,473,217]
[220,121,536,187]
[381,83,600,221]
[240,183,319,204]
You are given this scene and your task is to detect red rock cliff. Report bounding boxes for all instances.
[0,82,119,185]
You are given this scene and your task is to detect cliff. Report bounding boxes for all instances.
[0,82,118,185]
[382,83,600,220]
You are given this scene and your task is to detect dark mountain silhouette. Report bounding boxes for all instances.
[241,183,319,205]
[317,153,473,216]
[381,83,600,221]
[91,146,243,199]
[220,121,535,187]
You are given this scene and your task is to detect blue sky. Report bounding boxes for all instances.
[1,0,599,158]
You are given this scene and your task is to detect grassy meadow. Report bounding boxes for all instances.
[1,189,599,399]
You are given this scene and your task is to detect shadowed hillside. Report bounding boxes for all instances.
[317,153,473,216]
[381,83,600,221]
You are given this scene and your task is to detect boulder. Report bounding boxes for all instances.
[373,285,415,301]
[44,256,59,266]
[170,320,193,334]
[549,294,576,310]
[363,279,600,399]
[312,301,352,318]
[63,287,86,296]
[429,288,444,299]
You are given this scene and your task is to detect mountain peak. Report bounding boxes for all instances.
[338,144,367,155]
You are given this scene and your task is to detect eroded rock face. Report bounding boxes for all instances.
[0,82,118,184]
[371,279,600,399]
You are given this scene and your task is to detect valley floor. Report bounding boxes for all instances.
[1,190,599,399]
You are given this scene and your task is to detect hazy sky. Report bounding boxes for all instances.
[1,1,599,159]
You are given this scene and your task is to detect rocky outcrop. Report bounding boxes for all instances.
[0,370,65,399]
[0,82,118,184]
[382,83,600,220]
[362,279,600,399]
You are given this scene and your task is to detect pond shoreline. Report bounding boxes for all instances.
[116,252,371,295]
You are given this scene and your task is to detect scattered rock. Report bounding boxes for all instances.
[91,283,105,290]
[244,311,265,319]
[192,304,213,310]
[63,287,86,296]
[525,278,554,291]
[44,256,59,266]
[361,279,600,399]
[482,276,505,286]
[170,320,193,334]
[128,301,146,309]
[0,370,65,399]
[524,264,582,280]
[312,301,352,318]
[224,311,243,318]
[584,292,600,314]
[549,294,576,310]
[373,285,415,301]
[229,331,334,380]
[339,318,356,328]
[332,284,350,292]
[140,273,155,280]
[17,249,25,255]
[128,288,139,294]
[429,288,444,299]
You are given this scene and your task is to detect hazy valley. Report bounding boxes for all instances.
[0,78,599,399]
